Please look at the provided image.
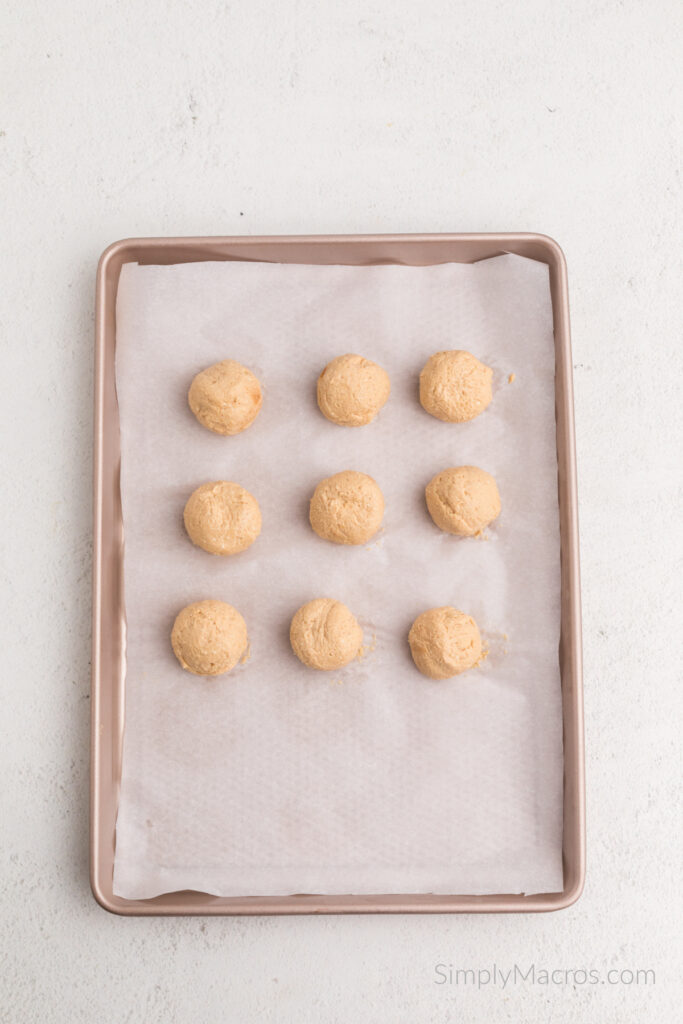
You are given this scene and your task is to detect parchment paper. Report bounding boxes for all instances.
[112,254,563,899]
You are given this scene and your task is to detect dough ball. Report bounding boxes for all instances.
[290,598,363,670]
[309,470,384,545]
[171,599,248,676]
[419,350,493,423]
[184,481,261,555]
[425,466,501,537]
[408,607,482,679]
[188,359,262,435]
[317,353,391,426]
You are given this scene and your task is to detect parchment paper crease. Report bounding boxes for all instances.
[112,254,563,898]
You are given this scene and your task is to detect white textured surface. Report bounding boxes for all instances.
[1,0,681,1021]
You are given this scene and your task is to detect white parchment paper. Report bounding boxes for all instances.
[112,254,563,899]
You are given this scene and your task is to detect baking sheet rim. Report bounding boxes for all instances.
[91,232,584,915]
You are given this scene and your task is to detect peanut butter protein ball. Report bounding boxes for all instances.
[419,350,493,423]
[188,359,262,435]
[171,599,248,676]
[317,354,390,426]
[184,481,261,555]
[290,598,363,669]
[425,466,501,537]
[309,470,384,545]
[408,607,482,679]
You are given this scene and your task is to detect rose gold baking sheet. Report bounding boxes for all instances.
[91,234,584,915]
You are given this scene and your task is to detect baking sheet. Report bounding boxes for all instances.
[112,254,563,899]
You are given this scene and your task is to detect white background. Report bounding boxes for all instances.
[1,1,680,1021]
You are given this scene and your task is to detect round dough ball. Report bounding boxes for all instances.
[184,481,261,555]
[309,470,384,545]
[419,350,493,423]
[425,466,501,537]
[408,607,482,679]
[290,598,363,670]
[171,599,248,676]
[317,354,391,426]
[188,359,262,435]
